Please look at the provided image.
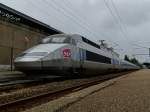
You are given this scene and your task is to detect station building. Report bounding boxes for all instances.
[0,3,62,66]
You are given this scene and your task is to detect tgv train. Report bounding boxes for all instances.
[14,34,139,75]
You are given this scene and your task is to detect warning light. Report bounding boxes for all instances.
[63,48,71,58]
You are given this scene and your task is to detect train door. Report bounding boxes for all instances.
[79,48,85,69]
[112,58,116,68]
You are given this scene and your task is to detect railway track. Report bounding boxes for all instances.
[0,74,64,92]
[0,71,135,112]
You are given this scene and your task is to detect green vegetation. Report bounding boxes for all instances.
[124,55,142,67]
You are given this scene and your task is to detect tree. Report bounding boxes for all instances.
[124,55,142,67]
[124,55,130,62]
[130,58,138,64]
[130,57,142,67]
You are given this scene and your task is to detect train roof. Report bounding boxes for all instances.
[47,34,119,57]
[48,34,81,37]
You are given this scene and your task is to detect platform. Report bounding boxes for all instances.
[23,69,150,112]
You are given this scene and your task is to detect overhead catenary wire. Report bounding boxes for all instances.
[26,0,120,48]
[103,0,129,41]
[60,0,101,38]
[26,1,127,53]
[109,0,130,39]
[105,0,144,47]
[28,0,66,29]
[132,43,149,49]
[51,0,149,60]
[44,0,100,41]
[20,0,118,49]
[61,0,119,47]
[109,0,150,59]
[30,0,97,40]
[52,0,121,48]
[102,0,129,53]
[103,0,143,58]
[61,1,108,38]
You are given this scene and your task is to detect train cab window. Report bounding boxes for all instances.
[51,37,66,43]
[41,37,51,44]
[41,36,76,45]
[41,37,70,44]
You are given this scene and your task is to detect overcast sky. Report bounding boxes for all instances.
[1,0,150,62]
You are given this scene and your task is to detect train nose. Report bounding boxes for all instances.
[14,56,43,70]
[15,43,68,62]
[14,44,68,70]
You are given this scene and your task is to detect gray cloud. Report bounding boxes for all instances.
[116,0,150,27]
[1,0,150,62]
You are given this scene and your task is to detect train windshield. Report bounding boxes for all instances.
[41,37,71,44]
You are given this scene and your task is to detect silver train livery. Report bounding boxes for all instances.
[14,34,139,75]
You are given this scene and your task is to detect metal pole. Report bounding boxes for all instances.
[10,47,13,71]
[10,31,14,71]
[149,48,150,57]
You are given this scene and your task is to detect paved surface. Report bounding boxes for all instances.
[62,69,150,112]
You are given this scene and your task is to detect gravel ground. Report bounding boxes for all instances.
[0,73,120,111]
[61,69,150,112]
[0,71,126,106]
[0,71,130,112]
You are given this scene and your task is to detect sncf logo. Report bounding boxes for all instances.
[63,48,71,58]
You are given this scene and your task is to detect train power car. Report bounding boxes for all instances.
[14,34,139,76]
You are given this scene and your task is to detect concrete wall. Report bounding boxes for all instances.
[0,19,47,65]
